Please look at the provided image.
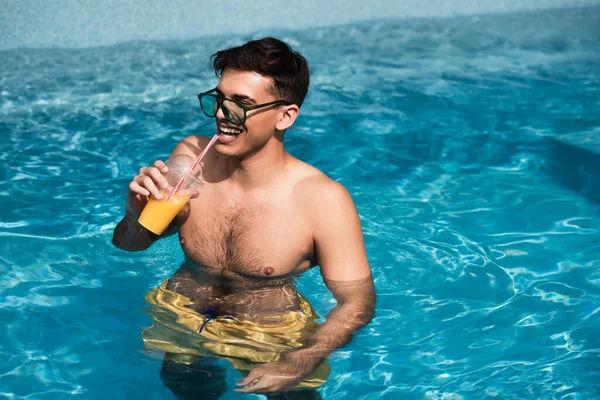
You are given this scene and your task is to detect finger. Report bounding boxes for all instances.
[189,189,200,199]
[128,181,150,197]
[237,370,262,387]
[147,167,169,190]
[153,160,169,174]
[234,376,283,394]
[138,166,147,175]
[137,175,162,200]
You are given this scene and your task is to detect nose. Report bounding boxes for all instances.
[214,102,226,121]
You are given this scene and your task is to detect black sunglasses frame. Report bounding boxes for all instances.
[198,89,292,125]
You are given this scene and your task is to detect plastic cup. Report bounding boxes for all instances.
[138,154,203,235]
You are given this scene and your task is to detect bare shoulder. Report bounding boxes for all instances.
[290,159,355,216]
[290,159,369,281]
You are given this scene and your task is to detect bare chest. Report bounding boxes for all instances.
[178,193,314,278]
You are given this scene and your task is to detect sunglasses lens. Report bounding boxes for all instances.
[199,93,246,125]
[200,95,217,117]
[222,99,245,125]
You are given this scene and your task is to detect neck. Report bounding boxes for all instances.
[226,138,288,189]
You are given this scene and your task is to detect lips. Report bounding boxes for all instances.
[217,125,243,145]
[219,125,243,135]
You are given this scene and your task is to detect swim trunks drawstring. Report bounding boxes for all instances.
[197,307,233,333]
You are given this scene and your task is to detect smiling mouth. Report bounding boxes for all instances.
[218,125,243,137]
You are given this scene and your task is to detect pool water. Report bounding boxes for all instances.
[1,6,599,399]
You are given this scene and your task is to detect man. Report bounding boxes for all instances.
[113,37,375,399]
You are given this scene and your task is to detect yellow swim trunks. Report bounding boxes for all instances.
[142,281,330,389]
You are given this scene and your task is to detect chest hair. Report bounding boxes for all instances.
[189,203,272,276]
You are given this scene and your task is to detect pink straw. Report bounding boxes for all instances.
[165,134,219,201]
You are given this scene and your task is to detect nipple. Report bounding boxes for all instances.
[180,236,187,247]
[263,267,274,276]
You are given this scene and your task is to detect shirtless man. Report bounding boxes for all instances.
[112,37,375,398]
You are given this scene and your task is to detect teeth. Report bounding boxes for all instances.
[220,127,242,135]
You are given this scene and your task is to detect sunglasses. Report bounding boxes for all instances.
[198,89,292,126]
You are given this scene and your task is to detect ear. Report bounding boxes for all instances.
[275,104,299,131]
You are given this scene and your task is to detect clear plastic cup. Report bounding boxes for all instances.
[138,154,203,235]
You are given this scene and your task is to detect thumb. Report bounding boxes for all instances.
[190,188,200,199]
[237,369,262,386]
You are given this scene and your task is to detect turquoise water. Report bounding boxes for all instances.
[2,6,600,399]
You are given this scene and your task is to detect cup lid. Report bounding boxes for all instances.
[166,154,203,184]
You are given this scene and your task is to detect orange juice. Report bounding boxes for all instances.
[138,193,190,235]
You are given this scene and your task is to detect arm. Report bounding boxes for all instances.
[111,160,174,251]
[291,180,375,365]
[112,206,159,252]
[287,275,375,369]
[237,180,375,393]
[112,135,208,251]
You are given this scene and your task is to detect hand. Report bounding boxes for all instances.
[126,159,201,216]
[126,160,170,215]
[234,358,312,395]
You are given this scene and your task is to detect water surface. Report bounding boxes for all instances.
[1,6,599,399]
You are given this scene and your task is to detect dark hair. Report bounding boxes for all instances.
[211,37,310,107]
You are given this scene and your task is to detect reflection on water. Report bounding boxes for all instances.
[1,6,599,399]
[142,266,375,398]
[163,262,304,324]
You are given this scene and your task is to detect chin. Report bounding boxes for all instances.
[214,141,247,158]
[215,132,272,159]
[214,142,237,155]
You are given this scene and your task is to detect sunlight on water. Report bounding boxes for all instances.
[1,6,599,399]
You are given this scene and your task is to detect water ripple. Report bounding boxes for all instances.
[1,6,600,399]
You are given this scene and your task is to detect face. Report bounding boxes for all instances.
[212,69,296,158]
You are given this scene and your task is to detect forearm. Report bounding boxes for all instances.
[296,302,374,363]
[286,278,376,368]
[112,207,156,251]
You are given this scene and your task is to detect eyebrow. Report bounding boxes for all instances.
[215,87,256,105]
